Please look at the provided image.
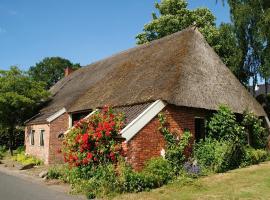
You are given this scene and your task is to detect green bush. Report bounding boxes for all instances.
[194,138,245,172]
[119,164,155,193]
[143,157,173,186]
[47,166,64,179]
[242,111,267,149]
[0,145,6,159]
[241,147,268,167]
[207,105,245,142]
[13,151,42,165]
[15,146,25,154]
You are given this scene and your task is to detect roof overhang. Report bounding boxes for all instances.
[46,108,67,123]
[121,100,167,142]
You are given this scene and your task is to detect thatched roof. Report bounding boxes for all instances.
[28,26,266,124]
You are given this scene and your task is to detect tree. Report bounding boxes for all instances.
[28,57,81,89]
[218,0,270,94]
[217,23,248,84]
[0,67,49,155]
[136,0,220,51]
[136,0,247,84]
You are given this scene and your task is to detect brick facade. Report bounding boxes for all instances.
[25,104,211,168]
[48,113,69,164]
[25,124,50,164]
[25,113,69,164]
[126,105,210,170]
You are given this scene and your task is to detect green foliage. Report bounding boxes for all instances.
[0,67,49,154]
[194,138,245,173]
[217,23,246,83]
[15,146,25,154]
[207,105,245,142]
[158,113,192,174]
[223,0,270,88]
[136,0,220,51]
[47,166,64,179]
[242,111,267,149]
[47,158,173,198]
[0,145,6,159]
[28,57,81,89]
[241,147,268,167]
[141,157,173,187]
[13,151,43,165]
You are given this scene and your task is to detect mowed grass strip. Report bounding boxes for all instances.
[114,162,270,200]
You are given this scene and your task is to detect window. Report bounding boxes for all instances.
[58,132,64,140]
[195,118,205,142]
[30,130,35,145]
[40,130,45,146]
[71,111,91,125]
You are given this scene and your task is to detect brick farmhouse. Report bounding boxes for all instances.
[25,27,267,170]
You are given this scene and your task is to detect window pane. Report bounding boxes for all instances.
[40,130,44,146]
[31,130,35,145]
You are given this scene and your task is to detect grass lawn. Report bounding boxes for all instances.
[114,162,270,200]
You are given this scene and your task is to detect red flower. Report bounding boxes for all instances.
[82,133,89,143]
[82,158,89,165]
[87,152,93,160]
[105,131,110,137]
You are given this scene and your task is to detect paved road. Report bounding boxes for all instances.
[0,171,84,200]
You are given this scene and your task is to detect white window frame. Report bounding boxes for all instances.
[30,130,35,146]
[39,129,45,147]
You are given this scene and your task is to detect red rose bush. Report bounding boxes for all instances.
[62,106,125,167]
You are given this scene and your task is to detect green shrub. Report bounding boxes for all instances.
[47,166,64,179]
[242,111,267,149]
[241,147,268,167]
[143,157,173,186]
[15,146,25,154]
[13,151,42,165]
[207,105,245,142]
[119,165,154,193]
[0,145,6,159]
[194,138,245,172]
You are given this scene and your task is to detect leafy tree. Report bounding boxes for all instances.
[136,0,220,52]
[28,57,81,89]
[218,0,270,93]
[0,67,49,155]
[217,23,248,84]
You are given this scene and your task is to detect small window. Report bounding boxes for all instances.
[58,132,64,140]
[30,130,35,145]
[40,130,45,146]
[195,118,205,142]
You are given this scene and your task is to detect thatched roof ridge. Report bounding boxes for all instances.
[28,26,265,125]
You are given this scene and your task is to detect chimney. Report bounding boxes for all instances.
[64,67,74,77]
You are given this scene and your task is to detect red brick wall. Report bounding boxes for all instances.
[126,105,210,170]
[25,124,50,164]
[48,113,69,164]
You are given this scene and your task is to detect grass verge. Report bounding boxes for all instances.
[114,161,270,200]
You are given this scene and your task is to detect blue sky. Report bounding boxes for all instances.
[0,0,230,70]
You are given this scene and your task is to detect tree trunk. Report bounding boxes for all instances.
[8,127,14,156]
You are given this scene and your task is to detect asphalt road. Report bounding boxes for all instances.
[0,171,84,200]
